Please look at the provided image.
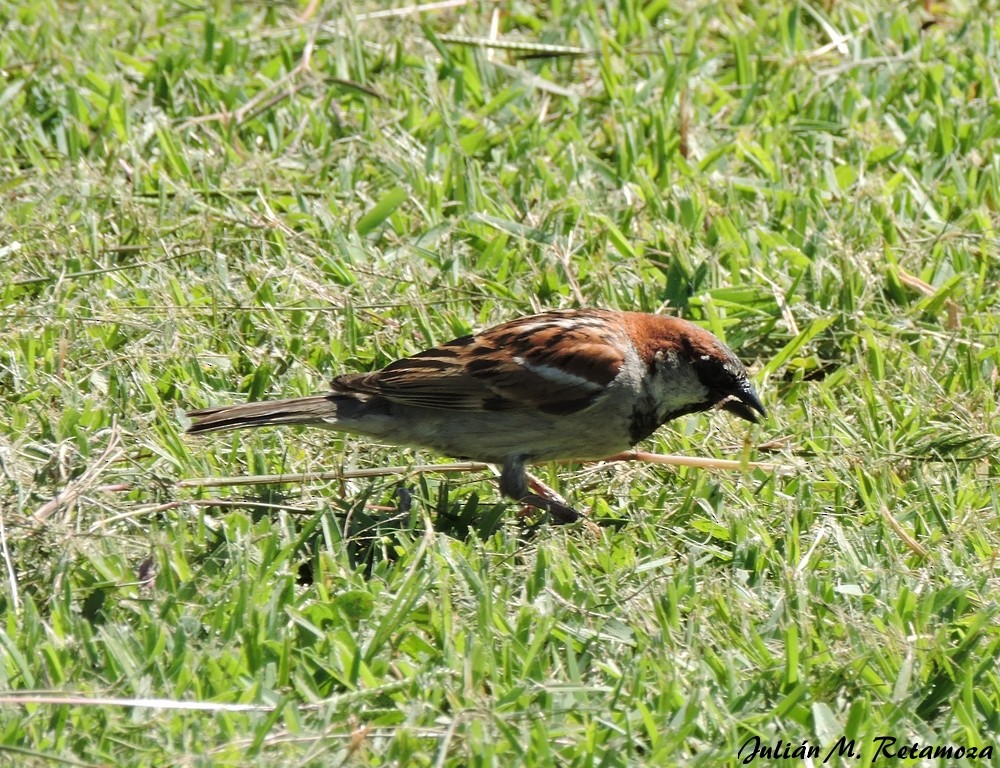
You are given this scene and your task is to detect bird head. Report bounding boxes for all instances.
[626,313,766,427]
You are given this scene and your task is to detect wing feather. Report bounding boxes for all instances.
[331,310,627,414]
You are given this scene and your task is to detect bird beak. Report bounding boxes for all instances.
[721,381,767,424]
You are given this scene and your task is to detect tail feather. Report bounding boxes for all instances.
[185,395,341,435]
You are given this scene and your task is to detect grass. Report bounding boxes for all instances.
[1,0,999,765]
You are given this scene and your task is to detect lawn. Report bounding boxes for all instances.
[1,0,999,765]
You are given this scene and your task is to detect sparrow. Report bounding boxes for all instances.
[185,309,765,523]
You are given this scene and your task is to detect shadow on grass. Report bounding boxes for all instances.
[206,478,512,581]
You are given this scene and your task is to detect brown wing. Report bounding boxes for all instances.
[331,309,627,415]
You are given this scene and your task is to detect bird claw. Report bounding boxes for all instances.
[523,473,585,525]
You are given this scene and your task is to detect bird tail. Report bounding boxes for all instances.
[185,395,343,435]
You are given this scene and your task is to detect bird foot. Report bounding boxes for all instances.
[522,473,581,524]
[519,474,601,536]
[500,463,599,532]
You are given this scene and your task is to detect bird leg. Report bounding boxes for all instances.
[498,459,582,525]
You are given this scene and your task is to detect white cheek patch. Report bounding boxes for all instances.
[651,354,709,404]
[513,356,603,391]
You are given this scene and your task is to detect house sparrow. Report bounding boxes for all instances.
[186,309,765,523]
